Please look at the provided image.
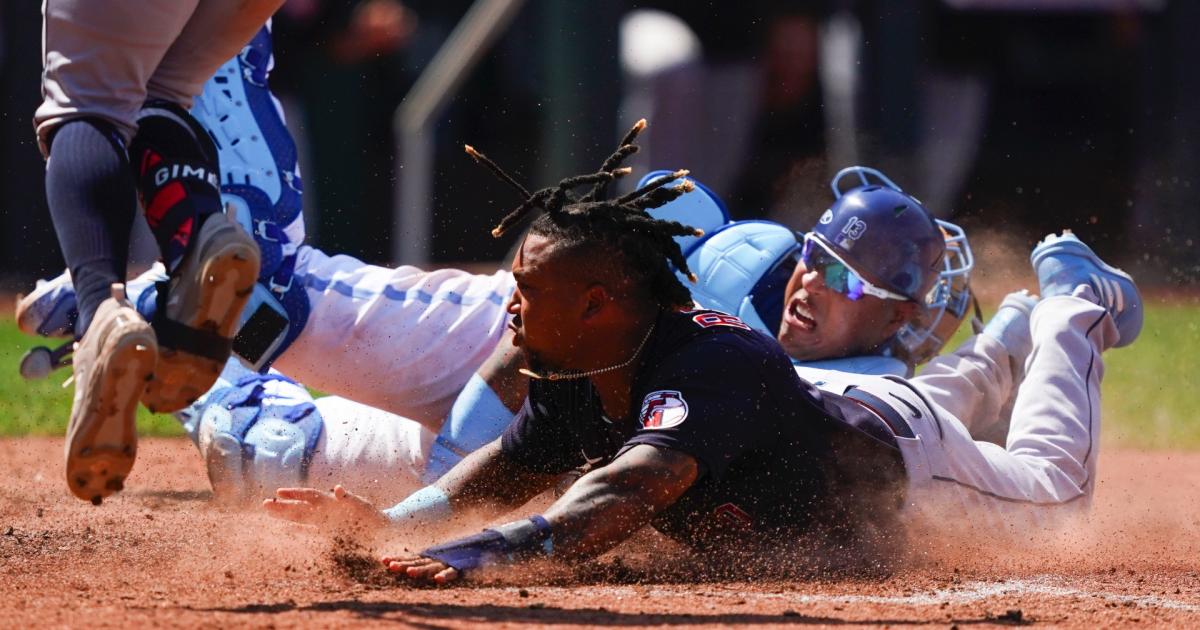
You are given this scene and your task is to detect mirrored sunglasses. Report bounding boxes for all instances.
[800,234,909,302]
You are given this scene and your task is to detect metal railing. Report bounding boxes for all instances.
[391,0,526,265]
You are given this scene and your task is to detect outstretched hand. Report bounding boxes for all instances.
[380,552,461,584]
[263,484,388,534]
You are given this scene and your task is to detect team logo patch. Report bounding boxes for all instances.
[819,209,834,225]
[640,390,689,430]
[691,312,751,331]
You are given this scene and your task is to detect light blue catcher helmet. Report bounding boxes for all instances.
[642,171,797,337]
[639,170,730,256]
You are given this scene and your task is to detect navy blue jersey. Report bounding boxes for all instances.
[501,309,907,552]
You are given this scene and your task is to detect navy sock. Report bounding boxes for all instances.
[44,120,136,336]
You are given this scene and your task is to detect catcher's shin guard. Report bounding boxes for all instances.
[178,361,323,503]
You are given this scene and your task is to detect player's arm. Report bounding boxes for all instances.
[421,330,528,482]
[264,437,560,534]
[385,444,698,583]
[434,437,560,513]
[541,444,698,557]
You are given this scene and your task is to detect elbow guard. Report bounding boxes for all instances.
[422,374,515,483]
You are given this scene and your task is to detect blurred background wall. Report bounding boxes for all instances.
[1,0,1195,289]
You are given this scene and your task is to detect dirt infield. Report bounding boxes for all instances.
[3,438,1200,628]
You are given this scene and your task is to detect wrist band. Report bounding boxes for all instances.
[421,514,554,573]
[382,485,452,524]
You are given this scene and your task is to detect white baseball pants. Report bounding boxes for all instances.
[271,246,515,429]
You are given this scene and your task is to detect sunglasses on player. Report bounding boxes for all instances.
[798,234,910,302]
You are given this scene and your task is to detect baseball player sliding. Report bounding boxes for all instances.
[264,132,1142,583]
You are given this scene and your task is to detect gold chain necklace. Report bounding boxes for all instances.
[518,322,656,381]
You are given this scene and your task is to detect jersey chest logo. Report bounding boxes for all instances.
[640,390,689,429]
[691,312,750,331]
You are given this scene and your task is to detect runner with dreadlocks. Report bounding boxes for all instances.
[264,124,911,582]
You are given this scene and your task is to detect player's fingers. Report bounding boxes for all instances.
[262,498,322,524]
[384,557,427,572]
[380,552,421,565]
[275,487,331,503]
[403,560,449,580]
[433,567,460,584]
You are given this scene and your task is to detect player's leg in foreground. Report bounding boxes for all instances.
[35,1,280,502]
[128,0,290,412]
[864,231,1140,526]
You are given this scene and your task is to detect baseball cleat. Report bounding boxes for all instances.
[1031,230,1142,347]
[16,266,166,341]
[65,284,157,504]
[15,270,76,338]
[141,211,260,413]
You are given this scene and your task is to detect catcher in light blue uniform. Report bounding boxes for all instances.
[16,28,1033,505]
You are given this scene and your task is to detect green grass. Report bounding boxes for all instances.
[0,319,183,437]
[1095,301,1200,449]
[1,301,1197,448]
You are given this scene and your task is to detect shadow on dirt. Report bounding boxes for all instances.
[186,600,1019,626]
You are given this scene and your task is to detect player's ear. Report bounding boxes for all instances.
[582,283,609,321]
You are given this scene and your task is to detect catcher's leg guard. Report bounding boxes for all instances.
[178,360,322,502]
[192,27,310,371]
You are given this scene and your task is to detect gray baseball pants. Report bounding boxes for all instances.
[35,0,284,154]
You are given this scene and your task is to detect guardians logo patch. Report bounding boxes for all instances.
[639,390,689,429]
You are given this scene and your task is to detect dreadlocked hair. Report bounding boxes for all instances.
[465,118,704,310]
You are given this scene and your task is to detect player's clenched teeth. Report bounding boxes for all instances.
[786,297,817,332]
